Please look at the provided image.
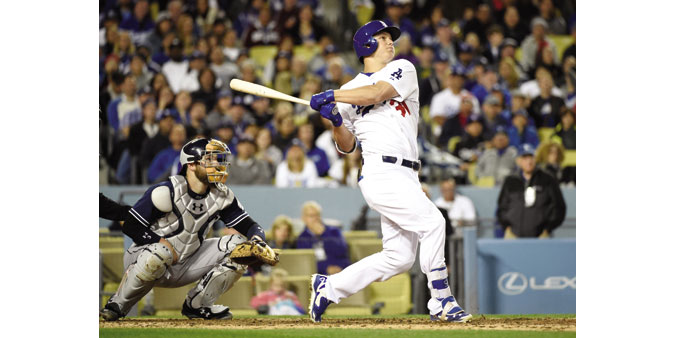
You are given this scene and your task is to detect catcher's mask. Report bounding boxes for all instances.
[180,138,232,184]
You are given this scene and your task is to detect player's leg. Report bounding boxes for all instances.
[101,242,174,321]
[310,215,418,322]
[159,234,247,320]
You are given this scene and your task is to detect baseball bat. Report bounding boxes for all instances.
[230,79,310,106]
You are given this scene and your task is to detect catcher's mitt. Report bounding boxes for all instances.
[230,237,280,267]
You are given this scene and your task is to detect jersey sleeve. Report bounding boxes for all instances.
[219,196,249,228]
[128,181,172,227]
[379,59,418,101]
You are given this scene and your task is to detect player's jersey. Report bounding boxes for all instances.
[128,175,247,261]
[336,59,420,160]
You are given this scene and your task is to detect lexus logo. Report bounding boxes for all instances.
[498,272,576,295]
[498,272,528,295]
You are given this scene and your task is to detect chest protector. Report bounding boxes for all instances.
[152,175,235,262]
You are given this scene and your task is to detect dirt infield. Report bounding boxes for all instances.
[100,316,575,332]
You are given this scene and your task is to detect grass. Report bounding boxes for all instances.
[100,328,576,338]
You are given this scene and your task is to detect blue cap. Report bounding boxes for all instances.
[518,144,536,156]
[513,109,529,119]
[437,18,450,28]
[324,44,339,54]
[217,89,232,99]
[190,50,205,60]
[156,108,180,122]
[450,64,465,76]
[467,114,482,124]
[494,125,508,136]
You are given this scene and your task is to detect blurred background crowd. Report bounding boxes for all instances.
[99,0,576,188]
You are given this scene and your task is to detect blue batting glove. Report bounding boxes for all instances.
[319,103,342,127]
[310,90,335,111]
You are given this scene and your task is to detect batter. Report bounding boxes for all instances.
[307,20,472,323]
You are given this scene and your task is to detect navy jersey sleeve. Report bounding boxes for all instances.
[220,196,266,241]
[122,181,172,245]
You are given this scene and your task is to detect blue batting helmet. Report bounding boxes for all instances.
[353,20,401,63]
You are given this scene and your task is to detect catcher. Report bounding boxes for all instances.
[100,138,279,321]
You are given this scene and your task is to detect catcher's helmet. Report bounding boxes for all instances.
[353,20,401,63]
[180,138,232,184]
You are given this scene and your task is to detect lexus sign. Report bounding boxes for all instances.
[498,272,576,295]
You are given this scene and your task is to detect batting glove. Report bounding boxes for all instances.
[310,90,335,111]
[319,103,342,127]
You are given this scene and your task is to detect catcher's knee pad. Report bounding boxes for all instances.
[218,234,247,255]
[134,242,174,282]
[187,261,246,308]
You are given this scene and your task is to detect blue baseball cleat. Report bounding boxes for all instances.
[309,274,332,323]
[430,296,473,323]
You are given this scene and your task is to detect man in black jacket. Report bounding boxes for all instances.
[497,144,566,238]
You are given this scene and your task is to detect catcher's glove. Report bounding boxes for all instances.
[229,236,280,267]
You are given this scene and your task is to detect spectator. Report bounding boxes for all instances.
[393,34,419,66]
[328,147,362,187]
[455,42,477,78]
[419,50,449,108]
[273,51,294,95]
[113,31,136,67]
[383,0,418,44]
[157,0,184,27]
[249,97,273,128]
[184,101,211,139]
[179,51,208,93]
[232,60,260,109]
[227,137,273,185]
[177,14,200,52]
[438,93,479,149]
[519,17,558,75]
[287,4,325,46]
[314,119,339,166]
[256,127,283,172]
[451,114,485,165]
[415,45,435,81]
[418,5,444,47]
[243,5,280,47]
[528,71,565,128]
[151,31,177,66]
[209,46,238,93]
[120,98,159,183]
[480,95,509,141]
[434,178,477,228]
[250,268,305,315]
[107,74,141,138]
[535,140,565,182]
[276,0,300,38]
[430,65,479,143]
[147,123,187,183]
[562,56,576,110]
[155,84,175,113]
[534,45,563,85]
[507,109,540,150]
[145,18,173,56]
[463,3,494,45]
[213,120,235,152]
[470,68,500,107]
[476,127,517,186]
[161,38,189,93]
[296,123,330,177]
[518,66,563,100]
[549,108,575,148]
[538,0,568,35]
[140,109,178,170]
[205,90,233,130]
[274,144,319,188]
[431,19,457,65]
[221,29,242,62]
[497,144,566,238]
[119,0,154,46]
[296,201,350,275]
[501,6,529,45]
[321,56,351,92]
[481,25,505,67]
[268,215,297,249]
[498,56,520,90]
[273,113,297,152]
[226,104,256,143]
[289,57,309,98]
[191,68,218,112]
[190,0,219,35]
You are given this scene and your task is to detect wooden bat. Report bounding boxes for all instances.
[230,79,310,106]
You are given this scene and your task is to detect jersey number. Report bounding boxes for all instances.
[389,100,411,117]
[354,104,374,117]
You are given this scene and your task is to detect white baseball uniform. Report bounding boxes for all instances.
[321,59,451,315]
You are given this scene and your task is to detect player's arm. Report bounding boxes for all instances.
[220,197,266,242]
[333,81,399,106]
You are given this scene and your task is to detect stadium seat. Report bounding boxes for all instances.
[249,46,278,69]
[326,287,371,315]
[562,149,576,167]
[356,5,375,26]
[273,249,317,276]
[256,274,312,311]
[99,236,124,250]
[342,230,378,242]
[474,176,496,188]
[293,45,320,62]
[467,162,478,185]
[538,127,555,143]
[348,238,383,263]
[368,273,412,315]
[100,248,125,283]
[548,35,575,61]
[152,283,195,315]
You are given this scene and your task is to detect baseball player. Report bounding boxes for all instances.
[100,138,277,321]
[307,21,472,323]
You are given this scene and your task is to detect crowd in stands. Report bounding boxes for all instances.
[100,0,576,188]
